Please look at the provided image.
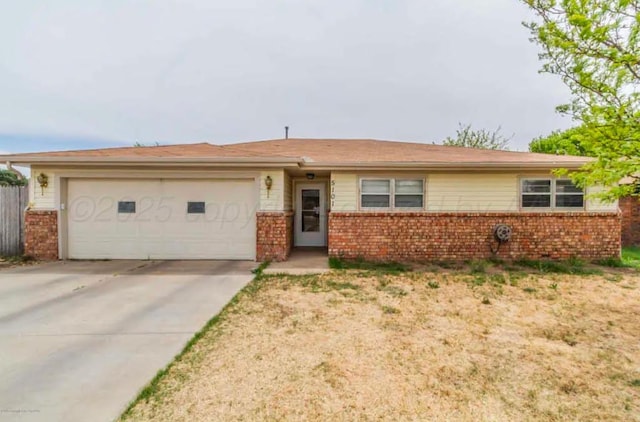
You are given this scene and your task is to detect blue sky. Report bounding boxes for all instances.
[0,0,572,155]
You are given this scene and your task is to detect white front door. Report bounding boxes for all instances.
[295,183,326,247]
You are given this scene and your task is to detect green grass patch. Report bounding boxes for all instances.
[328,257,409,273]
[593,248,640,270]
[468,259,489,274]
[434,260,466,270]
[326,280,361,291]
[513,258,601,275]
[595,257,626,267]
[269,274,361,294]
[379,285,407,297]
[382,305,400,314]
[622,247,640,270]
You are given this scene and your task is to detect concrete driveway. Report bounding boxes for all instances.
[0,260,255,422]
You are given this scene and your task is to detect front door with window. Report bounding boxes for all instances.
[295,183,326,247]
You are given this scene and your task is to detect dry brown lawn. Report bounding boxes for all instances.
[122,267,640,421]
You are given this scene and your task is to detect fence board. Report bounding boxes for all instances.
[0,186,29,256]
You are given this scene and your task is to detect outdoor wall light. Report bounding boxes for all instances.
[265,175,273,197]
[306,173,315,180]
[36,173,48,196]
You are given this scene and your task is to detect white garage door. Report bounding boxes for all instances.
[66,179,257,260]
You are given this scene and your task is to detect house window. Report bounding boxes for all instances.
[187,201,206,214]
[521,179,551,208]
[118,201,136,213]
[360,178,424,209]
[395,179,424,208]
[555,180,584,208]
[521,178,584,209]
[361,179,391,208]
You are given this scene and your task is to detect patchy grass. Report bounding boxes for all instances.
[329,257,409,273]
[121,267,640,422]
[513,257,602,275]
[120,263,272,418]
[595,247,640,270]
[0,255,35,268]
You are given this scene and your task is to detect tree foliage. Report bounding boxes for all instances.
[523,0,640,200]
[0,169,27,187]
[442,123,512,150]
[529,125,596,156]
[133,141,160,147]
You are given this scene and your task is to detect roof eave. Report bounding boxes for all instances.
[0,156,303,168]
[302,161,589,170]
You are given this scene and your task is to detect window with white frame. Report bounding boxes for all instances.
[521,178,584,209]
[361,178,424,209]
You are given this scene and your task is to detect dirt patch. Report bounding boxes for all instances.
[122,270,640,421]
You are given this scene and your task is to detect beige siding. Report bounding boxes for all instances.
[331,172,357,211]
[428,173,518,211]
[260,170,284,211]
[25,167,620,215]
[283,171,293,211]
[586,185,619,212]
[30,168,56,210]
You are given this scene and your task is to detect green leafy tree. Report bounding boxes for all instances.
[529,125,596,156]
[522,0,640,200]
[0,169,27,187]
[442,123,512,150]
[133,141,160,147]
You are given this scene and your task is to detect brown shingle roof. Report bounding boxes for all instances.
[0,138,590,168]
[5,142,290,158]
[228,138,588,165]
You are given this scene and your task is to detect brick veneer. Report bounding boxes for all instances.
[256,211,293,261]
[328,212,621,261]
[24,210,59,260]
[620,196,640,247]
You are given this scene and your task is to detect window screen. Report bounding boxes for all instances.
[361,179,391,208]
[521,179,551,208]
[555,180,584,208]
[394,179,424,208]
[118,201,136,213]
[361,178,425,209]
[521,179,584,209]
[187,201,206,214]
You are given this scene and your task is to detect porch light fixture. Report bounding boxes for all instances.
[306,173,315,180]
[36,173,49,196]
[265,175,273,197]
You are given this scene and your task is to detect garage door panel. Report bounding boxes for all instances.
[67,179,256,260]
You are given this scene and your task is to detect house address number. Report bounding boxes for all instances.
[331,180,335,208]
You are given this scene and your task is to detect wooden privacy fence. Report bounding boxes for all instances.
[0,186,29,256]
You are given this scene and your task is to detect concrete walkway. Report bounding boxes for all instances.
[263,248,330,275]
[0,260,254,422]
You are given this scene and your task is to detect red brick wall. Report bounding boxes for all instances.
[621,196,640,247]
[24,210,59,260]
[256,211,293,262]
[329,212,620,261]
